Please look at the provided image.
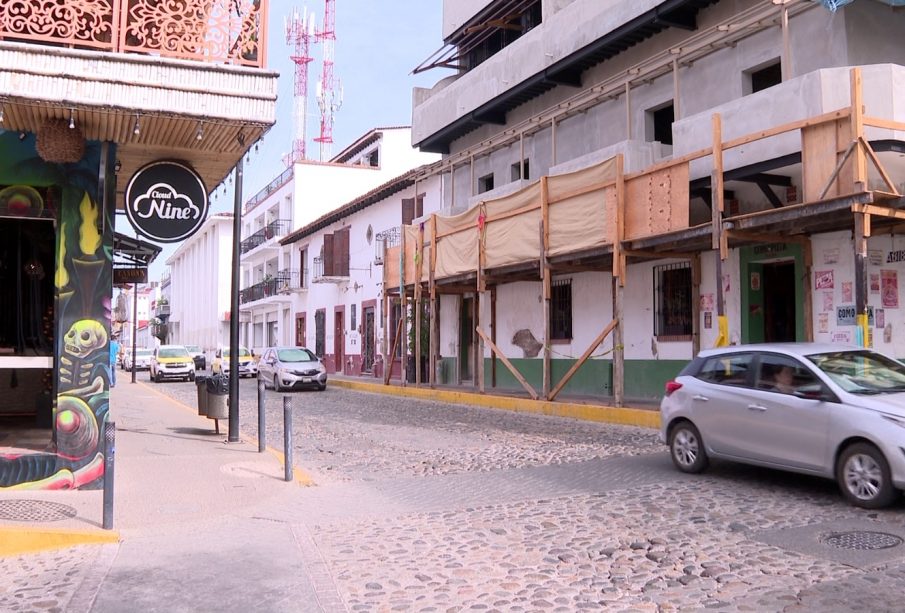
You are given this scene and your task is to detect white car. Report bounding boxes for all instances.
[257,346,327,392]
[122,348,153,371]
[150,345,195,383]
[211,346,258,378]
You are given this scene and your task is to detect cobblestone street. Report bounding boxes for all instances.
[149,379,905,612]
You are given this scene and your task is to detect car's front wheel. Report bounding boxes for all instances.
[836,443,899,508]
[669,421,708,474]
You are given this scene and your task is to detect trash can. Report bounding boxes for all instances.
[195,375,209,416]
[206,374,229,420]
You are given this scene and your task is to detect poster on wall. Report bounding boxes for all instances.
[871,273,881,294]
[815,270,834,290]
[823,291,834,312]
[704,312,712,329]
[837,305,857,326]
[750,272,761,291]
[877,308,885,329]
[818,312,829,333]
[870,250,884,266]
[722,274,731,294]
[882,270,899,308]
[824,248,839,264]
[833,331,853,344]
[700,293,714,312]
[842,281,853,303]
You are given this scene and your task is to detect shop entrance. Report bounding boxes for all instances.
[459,297,474,381]
[0,216,56,442]
[742,243,804,344]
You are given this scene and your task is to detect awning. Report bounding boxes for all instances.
[114,232,161,267]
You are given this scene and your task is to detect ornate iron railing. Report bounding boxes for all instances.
[239,218,290,254]
[244,166,292,214]
[374,226,401,265]
[239,269,297,304]
[0,0,268,68]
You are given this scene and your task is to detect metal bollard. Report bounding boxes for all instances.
[283,395,293,482]
[257,378,266,453]
[102,421,115,530]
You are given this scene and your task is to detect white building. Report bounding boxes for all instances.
[389,0,905,402]
[238,127,439,353]
[165,213,235,353]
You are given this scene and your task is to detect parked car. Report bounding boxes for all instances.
[211,346,258,378]
[257,346,327,392]
[185,345,206,371]
[122,348,153,372]
[150,345,195,383]
[661,342,905,509]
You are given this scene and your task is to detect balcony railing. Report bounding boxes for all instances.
[312,257,349,283]
[374,227,401,265]
[244,166,293,215]
[0,0,268,68]
[239,269,299,304]
[240,219,290,254]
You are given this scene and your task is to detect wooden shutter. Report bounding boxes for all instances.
[335,228,350,276]
[415,195,424,220]
[323,234,334,276]
[402,198,415,226]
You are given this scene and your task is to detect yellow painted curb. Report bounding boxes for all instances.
[331,379,661,429]
[0,527,119,557]
[135,381,316,486]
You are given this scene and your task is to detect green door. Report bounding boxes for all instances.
[741,243,804,344]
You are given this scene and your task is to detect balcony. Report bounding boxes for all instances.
[374,227,401,265]
[240,219,291,255]
[312,257,349,284]
[0,0,268,68]
[239,269,299,305]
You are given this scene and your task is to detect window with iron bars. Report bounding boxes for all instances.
[550,278,572,341]
[654,262,692,340]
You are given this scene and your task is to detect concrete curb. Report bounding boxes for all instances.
[0,527,119,557]
[330,378,661,429]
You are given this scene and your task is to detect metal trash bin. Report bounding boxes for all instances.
[194,375,209,416]
[206,374,229,420]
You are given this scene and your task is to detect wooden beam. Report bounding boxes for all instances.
[429,214,438,388]
[384,313,404,386]
[622,249,697,260]
[724,230,811,246]
[491,287,497,389]
[721,107,851,151]
[541,176,552,398]
[476,327,538,400]
[415,224,424,386]
[711,113,724,252]
[859,136,900,196]
[863,116,905,132]
[756,181,784,208]
[852,203,905,221]
[818,139,857,201]
[549,319,617,401]
[850,68,867,192]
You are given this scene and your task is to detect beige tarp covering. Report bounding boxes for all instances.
[484,183,541,269]
[547,157,617,257]
[392,157,629,286]
[435,205,481,279]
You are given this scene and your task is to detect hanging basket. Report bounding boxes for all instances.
[36,118,85,164]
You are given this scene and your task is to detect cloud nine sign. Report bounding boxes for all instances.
[125,160,209,243]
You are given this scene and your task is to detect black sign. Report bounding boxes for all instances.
[125,161,208,244]
[113,267,148,284]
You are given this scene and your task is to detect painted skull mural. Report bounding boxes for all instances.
[0,132,113,490]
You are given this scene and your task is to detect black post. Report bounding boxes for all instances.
[283,395,292,482]
[257,378,266,453]
[102,421,115,530]
[228,156,244,443]
[130,283,138,384]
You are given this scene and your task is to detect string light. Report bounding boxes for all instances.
[133,114,141,136]
[68,109,75,129]
[0,106,4,124]
[196,121,204,141]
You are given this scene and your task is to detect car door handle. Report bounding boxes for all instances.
[747,404,768,412]
[692,394,709,401]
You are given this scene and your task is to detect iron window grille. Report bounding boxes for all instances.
[550,278,572,341]
[654,262,692,339]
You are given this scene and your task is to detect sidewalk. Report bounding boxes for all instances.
[0,381,323,612]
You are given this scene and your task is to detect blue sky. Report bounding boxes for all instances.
[141,0,450,279]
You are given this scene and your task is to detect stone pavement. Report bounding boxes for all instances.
[5,378,905,612]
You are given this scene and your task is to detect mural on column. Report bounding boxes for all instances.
[0,129,113,490]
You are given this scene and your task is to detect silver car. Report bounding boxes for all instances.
[257,346,327,392]
[661,343,905,508]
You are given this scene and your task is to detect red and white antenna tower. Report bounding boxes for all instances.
[284,6,317,166]
[314,0,342,161]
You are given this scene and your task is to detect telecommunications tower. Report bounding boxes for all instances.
[314,0,342,161]
[284,6,317,165]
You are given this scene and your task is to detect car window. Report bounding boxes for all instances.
[696,353,754,387]
[137,350,152,357]
[808,350,905,394]
[756,354,819,395]
[277,348,317,362]
[159,347,190,358]
[186,345,201,353]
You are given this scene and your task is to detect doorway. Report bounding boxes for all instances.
[333,309,344,374]
[742,243,804,344]
[459,297,474,381]
[362,306,375,372]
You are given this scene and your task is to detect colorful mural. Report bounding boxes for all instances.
[0,129,114,490]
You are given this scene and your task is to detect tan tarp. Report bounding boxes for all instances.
[547,157,617,257]
[484,182,542,269]
[435,205,480,280]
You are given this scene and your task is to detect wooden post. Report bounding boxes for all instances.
[550,319,618,402]
[613,155,625,406]
[691,253,702,355]
[540,177,552,398]
[476,328,538,400]
[450,164,455,211]
[712,113,728,347]
[429,214,438,388]
[477,204,486,394]
[850,68,867,192]
[854,213,869,347]
[781,5,791,82]
[382,237,389,382]
[625,82,632,140]
[672,58,680,120]
[400,229,407,386]
[802,238,814,342]
[551,117,557,166]
[491,287,497,389]
[415,223,424,386]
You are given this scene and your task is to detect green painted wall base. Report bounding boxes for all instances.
[437,357,686,400]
